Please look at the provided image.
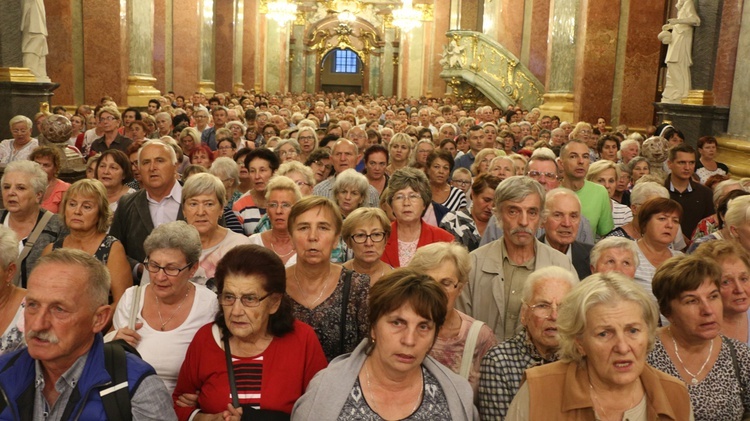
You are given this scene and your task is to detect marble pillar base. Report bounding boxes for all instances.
[233,82,244,93]
[681,90,715,106]
[0,80,59,140]
[0,67,37,83]
[539,92,574,122]
[717,135,750,178]
[126,75,162,107]
[654,102,729,147]
[199,81,216,97]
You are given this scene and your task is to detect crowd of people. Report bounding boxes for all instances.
[0,89,748,420]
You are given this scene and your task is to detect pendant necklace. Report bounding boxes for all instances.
[671,328,713,385]
[154,284,191,331]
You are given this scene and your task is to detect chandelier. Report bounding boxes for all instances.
[392,0,422,33]
[267,0,297,26]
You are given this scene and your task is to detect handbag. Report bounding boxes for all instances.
[11,210,54,286]
[222,334,291,421]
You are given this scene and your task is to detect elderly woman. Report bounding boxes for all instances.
[629,156,651,187]
[0,227,26,355]
[695,136,729,184]
[479,266,575,419]
[440,174,501,252]
[689,189,749,253]
[233,148,280,235]
[410,139,435,171]
[648,254,750,421]
[30,146,71,214]
[92,107,132,155]
[471,148,504,177]
[109,221,218,392]
[507,272,692,420]
[209,156,242,211]
[182,173,250,289]
[275,139,302,164]
[297,126,318,163]
[596,134,620,162]
[0,115,38,164]
[587,160,633,228]
[179,127,201,157]
[385,133,413,176]
[292,269,477,420]
[488,156,515,181]
[427,150,467,212]
[409,243,497,395]
[215,135,237,160]
[363,145,389,196]
[0,161,64,287]
[589,236,640,278]
[381,168,454,268]
[95,149,136,213]
[248,176,301,267]
[286,196,370,361]
[341,208,393,285]
[693,240,750,345]
[188,143,213,169]
[691,179,745,243]
[225,121,246,150]
[333,169,369,219]
[172,245,327,419]
[42,179,131,308]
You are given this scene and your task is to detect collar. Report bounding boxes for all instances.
[521,328,558,364]
[500,237,536,269]
[34,352,88,395]
[146,179,182,203]
[668,178,693,193]
[542,236,571,256]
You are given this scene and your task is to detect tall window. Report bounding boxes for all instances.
[332,49,359,73]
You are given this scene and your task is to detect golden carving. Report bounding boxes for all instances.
[0,67,37,82]
[259,0,268,14]
[416,4,434,22]
[383,13,393,29]
[681,90,714,106]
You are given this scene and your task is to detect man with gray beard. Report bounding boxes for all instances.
[457,176,577,341]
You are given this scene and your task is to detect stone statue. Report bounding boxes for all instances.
[42,115,85,172]
[659,0,700,103]
[21,0,50,82]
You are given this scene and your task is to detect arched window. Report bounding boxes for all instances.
[332,49,359,73]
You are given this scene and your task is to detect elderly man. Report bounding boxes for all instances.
[110,140,183,277]
[539,188,593,279]
[478,266,575,419]
[312,139,379,207]
[458,176,577,341]
[201,106,228,151]
[558,140,614,237]
[345,126,368,172]
[590,236,639,278]
[0,249,175,419]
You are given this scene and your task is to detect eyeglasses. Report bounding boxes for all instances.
[218,145,235,150]
[452,180,471,187]
[438,278,460,289]
[351,232,386,244]
[525,302,563,318]
[279,150,298,158]
[100,116,117,122]
[312,160,333,171]
[392,193,422,203]
[294,180,311,188]
[527,170,558,180]
[268,202,292,210]
[219,292,271,308]
[144,260,193,277]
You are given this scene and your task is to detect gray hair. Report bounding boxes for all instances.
[297,126,319,148]
[333,168,369,197]
[627,156,649,172]
[0,226,19,270]
[275,139,301,155]
[9,115,32,130]
[143,220,202,264]
[493,175,545,212]
[2,160,48,195]
[276,161,315,188]
[557,272,659,363]
[543,187,581,219]
[713,179,744,206]
[620,139,640,154]
[630,181,668,206]
[409,242,472,284]
[386,167,432,207]
[209,157,240,188]
[725,195,750,229]
[265,174,302,201]
[589,237,640,269]
[225,121,246,136]
[521,266,577,303]
[182,172,227,208]
[34,248,111,309]
[139,139,178,165]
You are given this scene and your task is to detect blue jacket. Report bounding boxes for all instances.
[0,334,155,421]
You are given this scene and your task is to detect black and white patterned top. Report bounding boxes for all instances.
[337,366,451,420]
[647,336,750,421]
[439,207,481,252]
[439,186,468,213]
[478,329,557,419]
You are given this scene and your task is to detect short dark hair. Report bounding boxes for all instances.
[123,107,142,120]
[637,197,683,235]
[596,134,620,154]
[668,143,696,162]
[148,99,160,108]
[652,254,721,317]
[214,245,294,337]
[244,148,280,172]
[468,125,484,135]
[425,150,455,173]
[364,144,388,165]
[96,149,134,184]
[471,173,502,196]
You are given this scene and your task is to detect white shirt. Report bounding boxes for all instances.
[146,181,182,228]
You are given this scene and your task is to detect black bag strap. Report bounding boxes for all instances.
[101,340,134,421]
[726,338,746,394]
[339,269,353,356]
[223,334,241,409]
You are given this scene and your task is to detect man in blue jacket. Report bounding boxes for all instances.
[0,249,175,420]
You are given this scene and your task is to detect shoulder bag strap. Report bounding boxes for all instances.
[459,320,485,379]
[127,286,143,330]
[339,269,353,356]
[726,338,745,394]
[223,334,241,409]
[12,211,54,287]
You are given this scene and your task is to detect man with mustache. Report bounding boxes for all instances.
[539,188,593,279]
[0,249,175,419]
[458,176,577,342]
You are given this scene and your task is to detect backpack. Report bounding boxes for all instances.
[100,339,139,421]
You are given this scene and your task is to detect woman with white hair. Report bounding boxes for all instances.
[248,176,302,267]
[586,160,633,228]
[225,121,246,150]
[296,126,318,164]
[333,169,369,219]
[0,115,38,164]
[275,139,302,164]
[0,226,26,355]
[691,179,745,243]
[589,236,640,278]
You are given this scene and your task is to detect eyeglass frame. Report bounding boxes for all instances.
[219,292,272,308]
[144,260,194,277]
[524,301,563,318]
[350,231,387,244]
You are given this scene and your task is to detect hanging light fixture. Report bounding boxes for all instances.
[392,0,422,33]
[267,0,297,26]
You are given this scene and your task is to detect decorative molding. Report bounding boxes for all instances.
[0,67,37,83]
[681,90,714,106]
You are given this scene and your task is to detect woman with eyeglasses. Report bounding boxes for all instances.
[173,245,327,419]
[248,176,301,267]
[108,221,219,393]
[296,126,318,164]
[341,208,394,285]
[275,139,302,164]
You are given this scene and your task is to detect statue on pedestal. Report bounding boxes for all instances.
[21,0,50,82]
[658,0,700,103]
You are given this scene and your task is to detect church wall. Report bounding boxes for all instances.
[431,4,450,97]
[45,0,75,106]
[81,0,128,105]
[153,0,167,94]
[713,0,742,107]
[214,0,234,93]
[528,0,550,83]
[172,0,200,97]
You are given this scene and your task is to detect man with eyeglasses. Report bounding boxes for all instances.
[478,266,575,419]
[312,139,380,207]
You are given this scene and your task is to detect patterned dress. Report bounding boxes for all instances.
[439,208,481,251]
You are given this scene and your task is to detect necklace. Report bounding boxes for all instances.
[270,240,294,258]
[154,284,191,331]
[671,329,714,385]
[365,361,423,417]
[294,266,332,307]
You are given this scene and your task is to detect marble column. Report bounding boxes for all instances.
[126,0,161,106]
[199,0,216,96]
[172,0,200,96]
[214,0,234,93]
[233,0,244,92]
[289,22,306,93]
[381,27,396,97]
[538,0,578,122]
[727,0,750,137]
[682,0,724,105]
